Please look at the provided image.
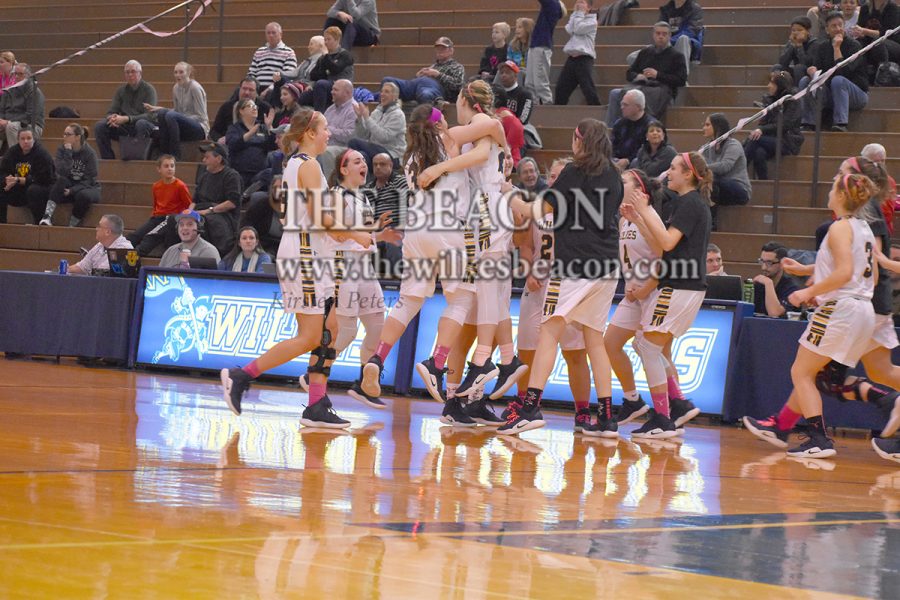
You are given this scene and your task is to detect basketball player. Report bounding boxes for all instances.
[622,152,712,439]
[744,173,878,457]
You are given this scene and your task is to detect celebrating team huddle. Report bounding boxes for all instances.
[217,82,899,462]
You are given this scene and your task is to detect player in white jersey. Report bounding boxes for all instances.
[744,173,878,458]
[359,101,506,423]
[297,149,402,408]
[220,109,375,429]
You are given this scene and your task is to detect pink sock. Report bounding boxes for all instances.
[517,389,526,402]
[308,382,326,406]
[574,397,589,411]
[243,360,261,379]
[500,343,515,364]
[651,391,670,418]
[472,344,492,366]
[775,405,801,431]
[433,345,451,369]
[375,341,393,362]
[666,376,684,401]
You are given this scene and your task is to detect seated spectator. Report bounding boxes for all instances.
[799,12,868,132]
[495,103,525,165]
[852,0,900,67]
[242,174,284,256]
[612,89,652,170]
[861,142,899,233]
[659,0,704,76]
[361,153,407,276]
[348,81,406,171]
[68,214,133,275]
[158,209,221,268]
[630,119,677,178]
[706,243,727,275]
[516,157,547,193]
[0,63,45,148]
[839,0,862,34]
[40,123,101,227]
[382,37,465,105]
[298,26,355,112]
[318,79,358,177]
[274,81,304,126]
[128,155,194,255]
[807,0,835,38]
[607,22,687,125]
[0,51,15,95]
[209,77,271,143]
[743,71,804,180]
[0,128,54,224]
[269,36,328,109]
[555,0,600,106]
[218,226,272,272]
[753,242,800,317]
[777,16,819,86]
[324,0,381,50]
[246,23,297,92]
[193,142,243,255]
[701,113,752,209]
[507,18,534,72]
[493,61,534,124]
[480,22,510,81]
[143,62,209,160]
[93,60,158,160]
[226,98,277,187]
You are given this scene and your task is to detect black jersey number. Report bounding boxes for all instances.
[497,151,506,174]
[622,244,632,271]
[540,233,553,261]
[864,241,874,278]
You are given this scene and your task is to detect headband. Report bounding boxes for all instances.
[682,152,700,181]
[574,126,583,140]
[843,173,853,193]
[849,156,861,173]
[429,107,442,123]
[625,170,647,196]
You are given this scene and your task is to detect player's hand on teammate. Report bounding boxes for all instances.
[377,227,403,245]
[417,165,443,189]
[525,275,542,292]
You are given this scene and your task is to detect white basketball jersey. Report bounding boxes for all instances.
[619,217,658,279]
[464,141,511,254]
[405,151,471,224]
[278,153,334,260]
[331,187,376,253]
[815,217,875,303]
[532,212,555,285]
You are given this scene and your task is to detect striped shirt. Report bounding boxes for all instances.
[362,172,408,223]
[247,42,298,89]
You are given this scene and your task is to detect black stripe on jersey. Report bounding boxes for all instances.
[299,232,317,308]
[543,278,562,316]
[478,193,492,252]
[650,287,675,327]
[806,300,838,347]
[333,250,345,305]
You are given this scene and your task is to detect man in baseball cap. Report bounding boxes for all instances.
[380,36,465,105]
[158,209,221,268]
[494,60,533,124]
[199,141,229,160]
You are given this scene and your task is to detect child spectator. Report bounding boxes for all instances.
[480,22,510,81]
[527,1,567,105]
[777,16,818,85]
[508,18,534,72]
[555,0,600,105]
[127,154,194,255]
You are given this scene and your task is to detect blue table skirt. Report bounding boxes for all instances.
[0,271,136,361]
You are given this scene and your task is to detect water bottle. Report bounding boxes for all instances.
[59,259,68,275]
[742,279,755,304]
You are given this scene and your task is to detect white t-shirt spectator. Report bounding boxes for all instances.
[74,236,133,274]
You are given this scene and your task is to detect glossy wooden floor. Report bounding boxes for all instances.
[1,360,898,598]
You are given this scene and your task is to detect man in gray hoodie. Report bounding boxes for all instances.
[0,63,45,148]
[324,0,381,50]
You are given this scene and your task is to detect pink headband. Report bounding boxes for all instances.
[849,156,862,173]
[625,170,647,195]
[682,152,700,181]
[429,107,442,123]
[574,127,583,140]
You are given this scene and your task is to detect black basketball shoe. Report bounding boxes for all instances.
[220,368,251,416]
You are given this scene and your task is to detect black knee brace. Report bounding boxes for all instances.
[815,360,853,400]
[308,297,337,376]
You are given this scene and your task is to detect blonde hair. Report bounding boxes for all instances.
[459,79,495,116]
[492,22,511,40]
[281,108,326,155]
[511,18,534,53]
[0,51,14,65]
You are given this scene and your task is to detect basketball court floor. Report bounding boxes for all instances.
[1,360,898,598]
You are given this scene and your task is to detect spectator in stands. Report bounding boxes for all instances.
[383,37,465,104]
[324,0,381,50]
[128,155,193,256]
[743,70,804,180]
[807,1,835,38]
[226,98,277,187]
[480,22,510,81]
[839,0,862,34]
[702,113,752,211]
[606,22,687,125]
[495,101,525,165]
[508,18,534,72]
[0,63,45,148]
[555,0,600,106]
[209,77,271,143]
[799,12,869,132]
[218,226,272,272]
[494,61,534,124]
[611,89,652,170]
[299,26,355,112]
[629,119,677,178]
[659,0,704,76]
[158,209,221,268]
[274,82,304,126]
[0,51,15,96]
[268,36,328,108]
[527,0,566,105]
[852,0,900,66]
[706,243,727,275]
[68,214,133,275]
[753,241,800,317]
[361,152,407,275]
[0,128,54,224]
[777,16,818,86]
[348,81,406,171]
[40,123,101,227]
[241,174,283,256]
[143,62,210,161]
[246,23,297,91]
[516,157,547,193]
[861,142,899,235]
[324,80,357,147]
[93,60,158,160]
[193,142,243,255]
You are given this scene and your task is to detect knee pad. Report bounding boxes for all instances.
[387,295,424,328]
[442,291,475,326]
[815,360,852,400]
[307,344,337,376]
[633,336,667,388]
